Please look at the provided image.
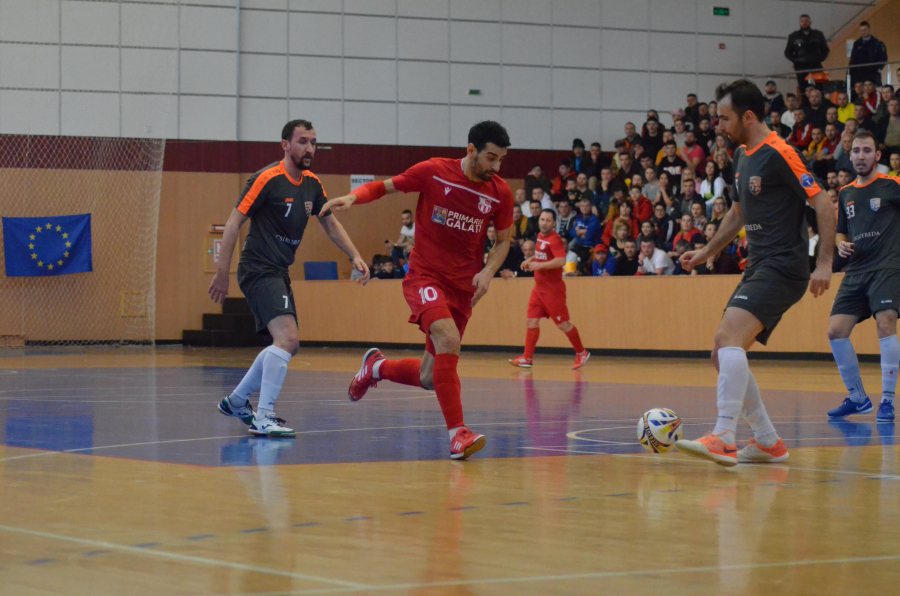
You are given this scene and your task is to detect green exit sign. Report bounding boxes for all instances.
[713,6,730,16]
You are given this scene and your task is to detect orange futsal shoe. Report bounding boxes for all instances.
[348,347,384,402]
[737,438,789,464]
[573,350,591,370]
[675,432,738,467]
[508,356,533,368]
[450,427,487,460]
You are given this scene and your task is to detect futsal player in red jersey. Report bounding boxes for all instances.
[509,209,590,370]
[318,121,514,460]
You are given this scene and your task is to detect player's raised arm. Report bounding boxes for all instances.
[319,178,399,215]
[681,200,743,271]
[208,208,249,303]
[808,188,835,297]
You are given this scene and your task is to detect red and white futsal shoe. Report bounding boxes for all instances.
[508,356,533,368]
[348,347,384,402]
[450,427,486,460]
[572,350,591,370]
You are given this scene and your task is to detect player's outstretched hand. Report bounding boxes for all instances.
[352,256,371,285]
[837,241,855,258]
[679,248,709,272]
[471,269,492,307]
[520,258,534,272]
[318,194,356,216]
[809,264,832,298]
[208,271,229,304]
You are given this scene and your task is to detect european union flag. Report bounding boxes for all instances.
[2,214,93,277]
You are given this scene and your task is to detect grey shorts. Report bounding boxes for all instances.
[831,269,900,321]
[726,266,809,345]
[237,263,296,334]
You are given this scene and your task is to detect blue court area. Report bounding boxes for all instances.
[0,362,894,466]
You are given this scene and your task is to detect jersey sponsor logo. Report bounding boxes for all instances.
[445,187,452,195]
[870,198,882,211]
[432,206,448,224]
[275,234,301,246]
[744,223,763,231]
[734,295,749,300]
[305,201,313,216]
[852,231,881,241]
[801,173,815,188]
[535,251,548,260]
[749,176,762,195]
[284,198,294,203]
[478,196,492,214]
[432,205,484,233]
[882,299,894,304]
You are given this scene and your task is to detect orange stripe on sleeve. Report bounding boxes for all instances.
[304,170,327,198]
[237,164,283,214]
[768,136,821,200]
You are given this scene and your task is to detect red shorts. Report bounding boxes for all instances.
[402,274,473,351]
[526,287,570,324]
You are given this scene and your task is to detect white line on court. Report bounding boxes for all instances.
[0,525,366,588]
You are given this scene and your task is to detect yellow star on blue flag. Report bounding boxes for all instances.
[2,214,93,277]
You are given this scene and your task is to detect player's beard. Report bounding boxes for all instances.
[292,153,313,171]
[853,159,876,178]
[471,159,495,181]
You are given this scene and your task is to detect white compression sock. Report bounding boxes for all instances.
[373,359,384,380]
[713,347,751,445]
[830,338,867,402]
[741,373,779,448]
[257,346,292,416]
[880,335,900,404]
[448,426,463,440]
[231,349,267,405]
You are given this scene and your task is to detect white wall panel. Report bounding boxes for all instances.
[121,3,179,48]
[553,109,600,151]
[698,35,744,74]
[450,0,500,22]
[398,0,448,19]
[450,21,500,63]
[290,12,342,56]
[697,74,729,100]
[601,0,648,30]
[242,1,288,9]
[398,61,449,103]
[344,15,396,59]
[241,9,288,54]
[121,49,179,94]
[552,0,601,27]
[61,1,119,46]
[502,107,551,150]
[553,68,601,109]
[0,0,59,44]
[742,1,790,37]
[744,36,792,79]
[180,51,237,96]
[289,99,342,142]
[344,59,396,101]
[450,105,501,147]
[121,94,178,138]
[501,0,551,25]
[398,103,450,146]
[502,66,550,107]
[289,0,342,13]
[345,0,396,16]
[0,43,59,90]
[501,23,550,67]
[553,27,600,69]
[0,90,59,135]
[180,96,237,140]
[649,72,699,113]
[289,56,343,99]
[398,18,449,61]
[239,97,288,141]
[600,110,643,148]
[450,63,501,105]
[649,0,696,33]
[344,101,396,145]
[181,6,237,51]
[241,54,288,97]
[62,47,119,92]
[602,70,648,110]
[649,33,697,73]
[61,92,119,137]
[601,29,648,71]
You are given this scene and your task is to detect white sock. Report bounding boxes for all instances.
[880,335,900,404]
[448,426,463,440]
[373,359,384,380]
[830,338,867,402]
[231,349,268,405]
[712,347,750,445]
[741,373,779,448]
[258,346,292,413]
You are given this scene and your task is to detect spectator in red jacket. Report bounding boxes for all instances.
[600,200,640,246]
[629,186,653,223]
[790,108,813,148]
[550,160,577,197]
[673,213,702,246]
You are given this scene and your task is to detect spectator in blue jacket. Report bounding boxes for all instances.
[570,198,602,274]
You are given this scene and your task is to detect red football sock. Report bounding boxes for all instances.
[378,359,423,388]
[433,353,464,429]
[524,328,540,359]
[565,326,585,353]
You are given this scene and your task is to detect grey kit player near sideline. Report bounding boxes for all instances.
[676,79,836,467]
[209,119,370,437]
[826,131,900,423]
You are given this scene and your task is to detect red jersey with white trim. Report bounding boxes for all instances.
[393,158,514,293]
[532,230,567,292]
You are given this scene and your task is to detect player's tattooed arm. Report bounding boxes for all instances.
[208,208,249,303]
[318,179,399,215]
[473,226,512,306]
[808,189,835,297]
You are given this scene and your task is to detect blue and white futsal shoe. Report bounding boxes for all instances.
[218,395,254,425]
[249,413,296,437]
[876,401,895,423]
[827,397,873,418]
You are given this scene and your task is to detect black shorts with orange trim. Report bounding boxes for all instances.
[831,269,900,321]
[725,264,809,345]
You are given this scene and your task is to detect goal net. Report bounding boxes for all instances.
[0,135,165,346]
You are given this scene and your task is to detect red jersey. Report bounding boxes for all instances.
[532,231,567,291]
[393,158,514,293]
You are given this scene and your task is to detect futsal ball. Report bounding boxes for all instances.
[637,408,683,453]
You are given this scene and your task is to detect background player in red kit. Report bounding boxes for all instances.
[509,209,590,369]
[318,121,514,460]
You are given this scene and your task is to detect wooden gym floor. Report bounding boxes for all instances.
[0,346,897,595]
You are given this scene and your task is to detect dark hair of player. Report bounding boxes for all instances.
[282,119,313,141]
[541,208,557,221]
[468,120,511,152]
[715,79,766,123]
[401,209,412,216]
[852,131,879,147]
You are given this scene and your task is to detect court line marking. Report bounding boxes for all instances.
[0,525,366,589]
[220,553,900,595]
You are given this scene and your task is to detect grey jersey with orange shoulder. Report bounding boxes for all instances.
[837,173,900,273]
[732,131,822,281]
